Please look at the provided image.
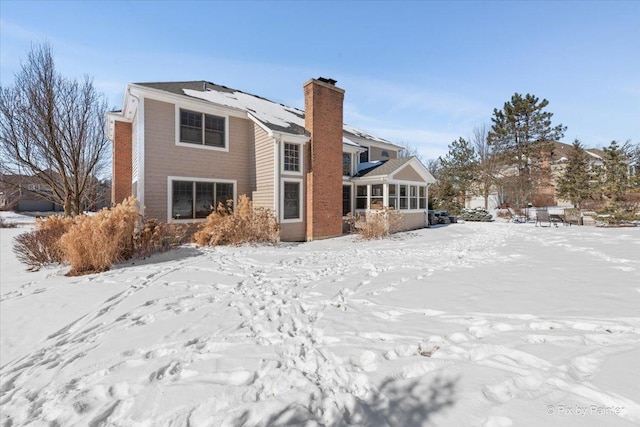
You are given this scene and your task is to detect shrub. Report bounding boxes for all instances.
[192,195,279,246]
[0,217,17,228]
[134,218,190,257]
[12,216,74,269]
[59,197,139,275]
[346,208,403,240]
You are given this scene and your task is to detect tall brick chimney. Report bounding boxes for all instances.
[304,77,344,240]
[111,120,132,204]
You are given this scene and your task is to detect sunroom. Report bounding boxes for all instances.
[347,157,437,230]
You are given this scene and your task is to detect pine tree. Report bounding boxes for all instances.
[488,93,566,207]
[601,140,631,204]
[556,139,592,208]
[439,137,478,211]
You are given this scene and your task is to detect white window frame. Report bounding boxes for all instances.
[359,146,369,164]
[342,184,353,218]
[280,177,303,223]
[175,105,229,152]
[281,141,303,176]
[342,152,353,177]
[167,176,236,222]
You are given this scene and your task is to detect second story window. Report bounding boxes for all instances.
[283,143,301,173]
[180,109,225,148]
[359,147,369,164]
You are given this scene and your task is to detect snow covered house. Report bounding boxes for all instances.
[107,78,435,241]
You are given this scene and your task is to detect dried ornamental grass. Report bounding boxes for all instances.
[193,195,279,246]
[12,215,74,269]
[352,208,404,240]
[59,197,139,275]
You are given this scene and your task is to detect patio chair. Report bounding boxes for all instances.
[535,209,557,227]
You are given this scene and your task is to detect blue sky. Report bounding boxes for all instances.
[1,1,638,159]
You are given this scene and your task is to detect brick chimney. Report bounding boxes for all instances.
[111,120,132,204]
[304,77,344,240]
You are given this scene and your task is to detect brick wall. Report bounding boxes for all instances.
[304,78,344,240]
[111,121,132,204]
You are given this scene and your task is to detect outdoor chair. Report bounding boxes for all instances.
[535,209,558,227]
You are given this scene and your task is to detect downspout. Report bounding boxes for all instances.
[127,88,143,215]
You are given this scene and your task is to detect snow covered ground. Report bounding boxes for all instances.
[1,220,639,426]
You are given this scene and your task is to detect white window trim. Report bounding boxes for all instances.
[342,152,354,177]
[281,141,303,176]
[342,184,353,218]
[280,177,303,223]
[174,105,230,152]
[167,176,237,223]
[352,181,428,213]
[359,146,370,164]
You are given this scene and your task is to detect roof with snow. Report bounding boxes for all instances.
[134,81,401,149]
[354,157,413,178]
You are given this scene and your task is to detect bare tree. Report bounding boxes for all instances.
[398,142,426,163]
[472,124,500,209]
[0,43,109,216]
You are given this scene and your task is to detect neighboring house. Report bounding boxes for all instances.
[0,174,63,212]
[107,78,435,241]
[465,141,608,209]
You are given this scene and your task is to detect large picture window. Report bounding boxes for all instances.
[171,180,234,220]
[180,109,225,148]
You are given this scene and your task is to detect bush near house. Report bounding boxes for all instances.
[0,217,17,228]
[192,195,279,246]
[346,208,404,240]
[13,216,74,268]
[12,197,189,275]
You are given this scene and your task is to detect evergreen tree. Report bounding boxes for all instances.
[556,139,592,208]
[439,137,478,211]
[601,140,631,204]
[488,93,566,207]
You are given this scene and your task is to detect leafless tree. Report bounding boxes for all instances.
[398,142,426,163]
[0,43,109,216]
[472,124,500,209]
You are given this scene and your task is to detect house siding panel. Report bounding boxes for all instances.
[252,124,274,210]
[393,164,423,182]
[142,98,256,221]
[369,146,398,161]
[280,222,305,241]
[401,212,427,230]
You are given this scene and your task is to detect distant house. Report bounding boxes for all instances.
[0,174,62,212]
[107,78,435,241]
[465,141,609,209]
